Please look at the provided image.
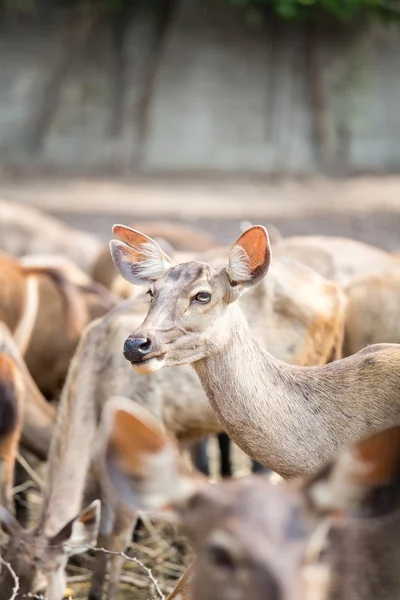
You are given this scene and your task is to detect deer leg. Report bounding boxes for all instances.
[88,501,115,600]
[188,437,210,476]
[0,428,21,511]
[328,321,345,362]
[251,460,271,475]
[106,506,137,600]
[217,432,233,478]
[13,460,29,526]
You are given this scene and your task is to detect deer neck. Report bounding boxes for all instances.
[39,334,97,536]
[193,305,335,478]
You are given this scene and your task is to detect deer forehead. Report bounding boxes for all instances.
[155,261,217,294]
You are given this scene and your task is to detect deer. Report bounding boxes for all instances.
[110,224,400,479]
[272,233,400,360]
[21,256,116,399]
[1,242,342,600]
[0,198,103,274]
[342,263,400,356]
[0,327,101,600]
[0,323,55,464]
[273,234,396,285]
[0,322,57,525]
[0,248,116,400]
[0,249,90,356]
[103,397,400,600]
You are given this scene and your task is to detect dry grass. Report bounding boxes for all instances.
[69,520,192,600]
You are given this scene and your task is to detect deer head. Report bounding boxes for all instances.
[110,224,271,373]
[0,500,100,600]
[104,400,400,600]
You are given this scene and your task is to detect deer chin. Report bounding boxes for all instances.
[131,354,166,374]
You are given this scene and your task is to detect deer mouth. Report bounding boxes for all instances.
[130,353,166,374]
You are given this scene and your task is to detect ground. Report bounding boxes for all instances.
[3,174,400,599]
[1,174,400,249]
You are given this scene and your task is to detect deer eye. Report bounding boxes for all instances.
[146,289,154,298]
[191,292,211,304]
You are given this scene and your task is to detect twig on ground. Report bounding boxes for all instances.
[0,556,19,600]
[12,480,37,496]
[84,545,165,599]
[16,453,44,492]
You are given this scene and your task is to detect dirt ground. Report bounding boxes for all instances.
[1,174,400,249]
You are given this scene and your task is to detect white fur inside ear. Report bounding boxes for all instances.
[134,242,172,281]
[227,245,252,284]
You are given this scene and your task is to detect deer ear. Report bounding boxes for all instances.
[110,224,175,286]
[49,500,100,555]
[305,425,400,518]
[104,398,196,511]
[226,226,271,290]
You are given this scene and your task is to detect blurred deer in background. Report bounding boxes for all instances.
[273,233,400,358]
[104,398,400,600]
[0,328,101,600]
[0,249,87,355]
[0,322,56,525]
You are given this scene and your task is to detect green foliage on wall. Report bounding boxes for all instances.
[229,0,400,23]
[0,0,399,23]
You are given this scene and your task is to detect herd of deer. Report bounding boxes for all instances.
[1,197,400,600]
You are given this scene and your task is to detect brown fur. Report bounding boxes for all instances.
[0,322,55,462]
[0,250,102,363]
[0,251,27,334]
[24,271,115,398]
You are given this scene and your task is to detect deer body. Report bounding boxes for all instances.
[273,235,400,359]
[343,264,400,356]
[0,198,102,273]
[194,305,400,477]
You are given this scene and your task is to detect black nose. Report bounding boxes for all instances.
[123,337,152,362]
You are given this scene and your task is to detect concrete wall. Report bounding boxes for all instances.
[0,1,399,175]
